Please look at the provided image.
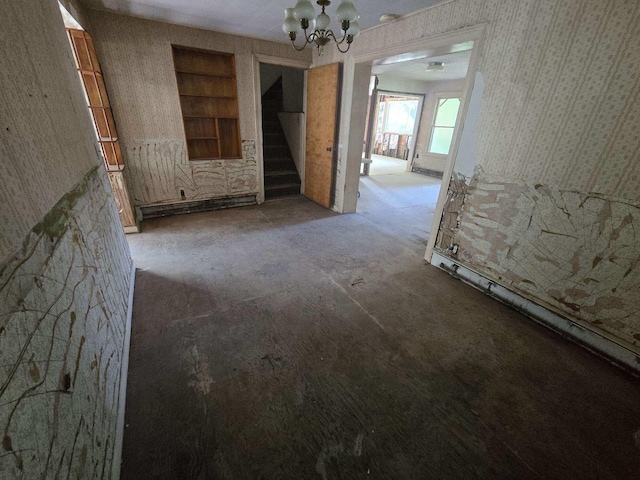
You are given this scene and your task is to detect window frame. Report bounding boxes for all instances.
[427,94,462,157]
[382,98,420,136]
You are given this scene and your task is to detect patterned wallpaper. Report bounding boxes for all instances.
[0,167,132,478]
[0,0,102,259]
[320,0,640,199]
[1,0,133,477]
[86,11,311,207]
[318,0,640,350]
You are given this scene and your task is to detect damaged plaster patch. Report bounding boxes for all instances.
[124,140,258,206]
[446,169,640,347]
[436,171,471,252]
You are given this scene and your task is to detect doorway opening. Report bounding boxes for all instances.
[354,42,476,250]
[365,90,423,175]
[258,63,306,201]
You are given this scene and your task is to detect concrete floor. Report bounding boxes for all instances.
[367,154,409,175]
[123,184,640,479]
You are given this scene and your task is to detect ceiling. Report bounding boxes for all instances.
[79,0,445,43]
[371,49,472,82]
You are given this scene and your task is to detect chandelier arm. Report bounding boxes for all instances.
[290,39,309,51]
[326,29,348,45]
[303,27,317,44]
[335,40,352,53]
[289,28,320,52]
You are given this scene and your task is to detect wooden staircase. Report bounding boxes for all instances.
[262,78,301,200]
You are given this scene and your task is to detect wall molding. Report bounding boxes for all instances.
[432,251,640,375]
[111,261,135,480]
[140,194,257,219]
[411,166,444,178]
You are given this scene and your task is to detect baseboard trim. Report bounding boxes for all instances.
[411,166,444,178]
[140,194,258,220]
[431,252,640,374]
[112,262,135,479]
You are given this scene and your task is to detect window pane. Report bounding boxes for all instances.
[384,100,419,135]
[434,98,460,127]
[429,127,454,155]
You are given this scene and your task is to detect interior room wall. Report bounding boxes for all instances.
[85,10,311,208]
[316,0,640,353]
[0,0,132,477]
[376,75,429,93]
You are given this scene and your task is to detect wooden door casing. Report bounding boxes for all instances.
[67,28,124,171]
[305,63,341,208]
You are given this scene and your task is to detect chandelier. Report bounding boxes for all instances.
[283,0,360,55]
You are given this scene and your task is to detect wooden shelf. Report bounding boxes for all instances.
[183,115,239,119]
[179,93,236,99]
[190,156,242,160]
[175,70,235,78]
[173,46,241,162]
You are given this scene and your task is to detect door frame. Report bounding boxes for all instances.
[338,24,486,261]
[365,89,425,172]
[252,54,312,203]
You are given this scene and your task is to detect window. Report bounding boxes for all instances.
[428,97,461,155]
[384,99,419,135]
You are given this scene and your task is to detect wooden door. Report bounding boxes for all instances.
[305,63,341,208]
[67,28,124,171]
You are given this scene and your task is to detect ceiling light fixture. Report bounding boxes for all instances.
[283,0,360,55]
[379,13,400,23]
[426,61,445,71]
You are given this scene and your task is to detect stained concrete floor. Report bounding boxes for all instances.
[124,181,640,479]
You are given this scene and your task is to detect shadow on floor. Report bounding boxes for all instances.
[122,195,640,480]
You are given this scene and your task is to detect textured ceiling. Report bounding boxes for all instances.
[372,49,472,82]
[79,0,445,43]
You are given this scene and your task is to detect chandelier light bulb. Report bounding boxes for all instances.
[283,8,299,34]
[293,0,316,21]
[316,12,330,30]
[346,16,360,36]
[336,1,357,22]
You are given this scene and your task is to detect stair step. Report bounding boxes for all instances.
[264,149,292,159]
[265,169,298,177]
[265,181,301,190]
[262,123,281,134]
[265,183,301,200]
[265,172,300,188]
[262,133,286,144]
[264,158,295,170]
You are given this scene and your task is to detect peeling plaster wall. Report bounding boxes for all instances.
[317,0,640,349]
[84,10,311,207]
[0,0,132,477]
[453,169,640,348]
[122,140,257,205]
